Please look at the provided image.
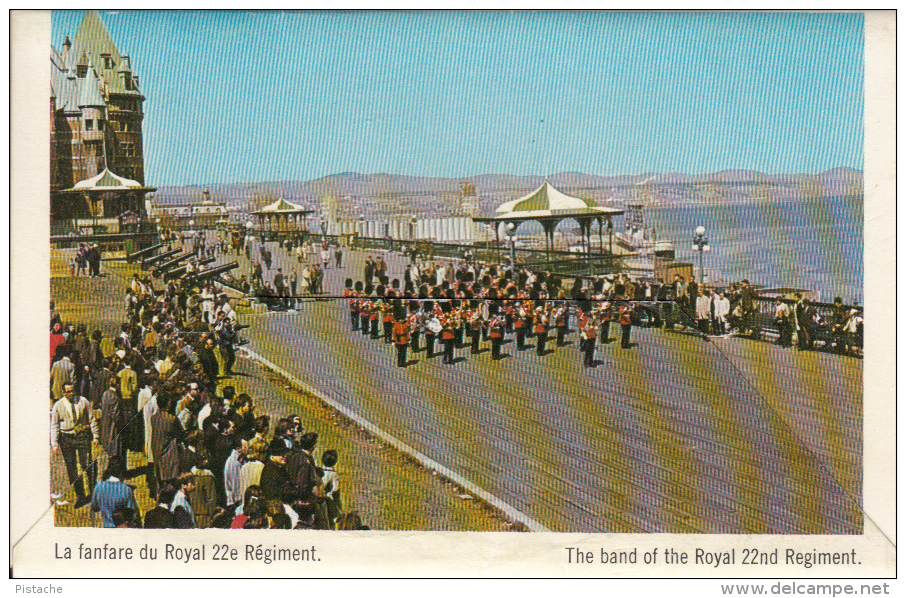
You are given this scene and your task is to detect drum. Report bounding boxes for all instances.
[427,318,442,334]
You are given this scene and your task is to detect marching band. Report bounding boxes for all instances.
[341,277,637,368]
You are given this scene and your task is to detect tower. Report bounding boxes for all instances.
[459,181,479,217]
[50,10,148,224]
[320,195,339,235]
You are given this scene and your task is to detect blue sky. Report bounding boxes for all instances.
[53,10,865,186]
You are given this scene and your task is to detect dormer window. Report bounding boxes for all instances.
[102,54,114,70]
[121,72,133,91]
[77,64,88,78]
[85,119,94,131]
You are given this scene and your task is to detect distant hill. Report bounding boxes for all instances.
[153,168,863,215]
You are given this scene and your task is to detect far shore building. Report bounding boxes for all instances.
[51,10,152,234]
[323,182,487,243]
[148,189,230,230]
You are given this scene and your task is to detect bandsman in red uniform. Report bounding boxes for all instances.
[359,286,373,335]
[392,309,411,367]
[554,302,569,346]
[514,302,528,351]
[489,314,505,360]
[579,311,598,367]
[453,302,466,348]
[380,288,394,343]
[620,301,635,349]
[344,279,359,331]
[468,301,483,354]
[522,295,535,338]
[408,300,421,353]
[504,298,515,333]
[534,306,549,355]
[598,297,612,344]
[423,301,439,358]
[440,311,456,364]
[370,286,383,339]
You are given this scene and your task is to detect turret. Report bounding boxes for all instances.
[78,62,106,147]
[76,52,89,78]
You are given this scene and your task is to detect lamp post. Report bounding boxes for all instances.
[507,222,517,267]
[606,218,614,271]
[691,225,710,282]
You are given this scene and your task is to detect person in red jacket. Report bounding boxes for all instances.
[554,302,569,346]
[50,322,66,363]
[344,279,359,331]
[370,286,382,339]
[407,301,421,354]
[468,301,483,355]
[440,311,456,364]
[392,310,411,367]
[489,314,505,360]
[360,286,373,335]
[620,302,635,349]
[534,306,548,356]
[514,304,528,351]
[599,299,613,344]
[381,289,395,344]
[580,313,597,367]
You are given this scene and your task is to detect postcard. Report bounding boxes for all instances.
[10,9,895,579]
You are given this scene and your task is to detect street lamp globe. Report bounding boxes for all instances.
[703,244,711,252]
[507,222,515,232]
[695,225,706,237]
[245,220,254,229]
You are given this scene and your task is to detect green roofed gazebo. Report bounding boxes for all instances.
[473,181,624,262]
[252,198,314,233]
[59,168,157,221]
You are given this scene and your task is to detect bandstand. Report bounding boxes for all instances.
[473,181,624,265]
[58,168,157,233]
[251,198,314,236]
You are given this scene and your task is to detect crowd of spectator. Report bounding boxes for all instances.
[49,258,367,530]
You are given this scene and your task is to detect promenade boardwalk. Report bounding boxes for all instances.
[227,239,862,534]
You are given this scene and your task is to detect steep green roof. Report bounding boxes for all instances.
[77,61,105,107]
[67,10,141,96]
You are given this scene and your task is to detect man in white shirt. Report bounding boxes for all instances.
[223,440,247,508]
[714,292,731,335]
[138,384,159,497]
[50,384,99,509]
[695,290,712,335]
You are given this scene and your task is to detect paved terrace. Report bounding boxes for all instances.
[197,235,863,534]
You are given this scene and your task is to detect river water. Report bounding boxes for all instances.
[642,195,863,303]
